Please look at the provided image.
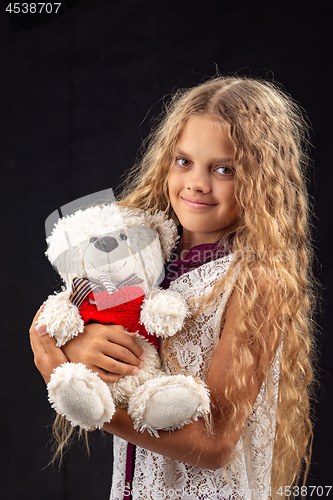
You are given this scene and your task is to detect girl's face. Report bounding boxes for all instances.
[167,114,239,246]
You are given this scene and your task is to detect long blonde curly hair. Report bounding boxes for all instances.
[116,76,320,499]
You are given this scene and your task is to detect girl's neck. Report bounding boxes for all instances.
[177,228,221,258]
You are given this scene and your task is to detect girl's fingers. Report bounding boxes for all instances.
[91,368,127,384]
[30,305,44,332]
[92,351,145,383]
[76,325,146,383]
[29,307,68,384]
[29,306,46,356]
[29,308,146,387]
[104,325,145,362]
[62,323,146,375]
[102,335,145,367]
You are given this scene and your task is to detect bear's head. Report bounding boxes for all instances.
[46,204,178,293]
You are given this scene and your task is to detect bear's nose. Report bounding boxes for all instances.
[94,236,118,253]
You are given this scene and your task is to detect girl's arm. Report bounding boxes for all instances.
[61,323,145,383]
[102,286,271,470]
[30,307,69,384]
[30,278,273,470]
[30,308,145,385]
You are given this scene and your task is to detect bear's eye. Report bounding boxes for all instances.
[90,237,98,244]
[119,233,127,241]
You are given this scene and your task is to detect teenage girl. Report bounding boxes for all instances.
[30,76,318,500]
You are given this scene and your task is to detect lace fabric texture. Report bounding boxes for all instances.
[110,254,280,500]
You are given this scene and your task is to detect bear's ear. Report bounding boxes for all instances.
[145,211,179,261]
[45,214,86,288]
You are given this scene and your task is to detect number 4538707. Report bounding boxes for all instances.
[277,486,332,497]
[6,3,62,14]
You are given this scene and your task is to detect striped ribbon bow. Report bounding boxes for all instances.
[70,273,143,308]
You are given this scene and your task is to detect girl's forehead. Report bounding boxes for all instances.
[177,114,229,137]
[175,115,233,155]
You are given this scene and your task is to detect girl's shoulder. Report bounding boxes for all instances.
[169,252,235,298]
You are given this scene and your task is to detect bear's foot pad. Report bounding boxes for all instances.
[128,374,210,435]
[144,384,202,429]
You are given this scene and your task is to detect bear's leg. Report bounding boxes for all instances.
[127,374,210,436]
[48,362,115,430]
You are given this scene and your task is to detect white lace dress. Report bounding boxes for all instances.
[110,253,280,500]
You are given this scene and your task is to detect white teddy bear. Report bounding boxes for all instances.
[37,204,210,435]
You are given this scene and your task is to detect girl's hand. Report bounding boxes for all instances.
[61,323,146,384]
[29,307,68,385]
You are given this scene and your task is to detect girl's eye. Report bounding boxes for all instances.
[176,157,191,168]
[215,166,234,176]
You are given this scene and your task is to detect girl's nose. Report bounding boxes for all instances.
[185,168,211,193]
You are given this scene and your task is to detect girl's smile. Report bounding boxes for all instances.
[181,196,217,209]
[167,114,239,251]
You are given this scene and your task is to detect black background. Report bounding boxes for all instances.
[1,1,332,499]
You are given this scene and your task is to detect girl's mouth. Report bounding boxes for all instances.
[181,197,217,209]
